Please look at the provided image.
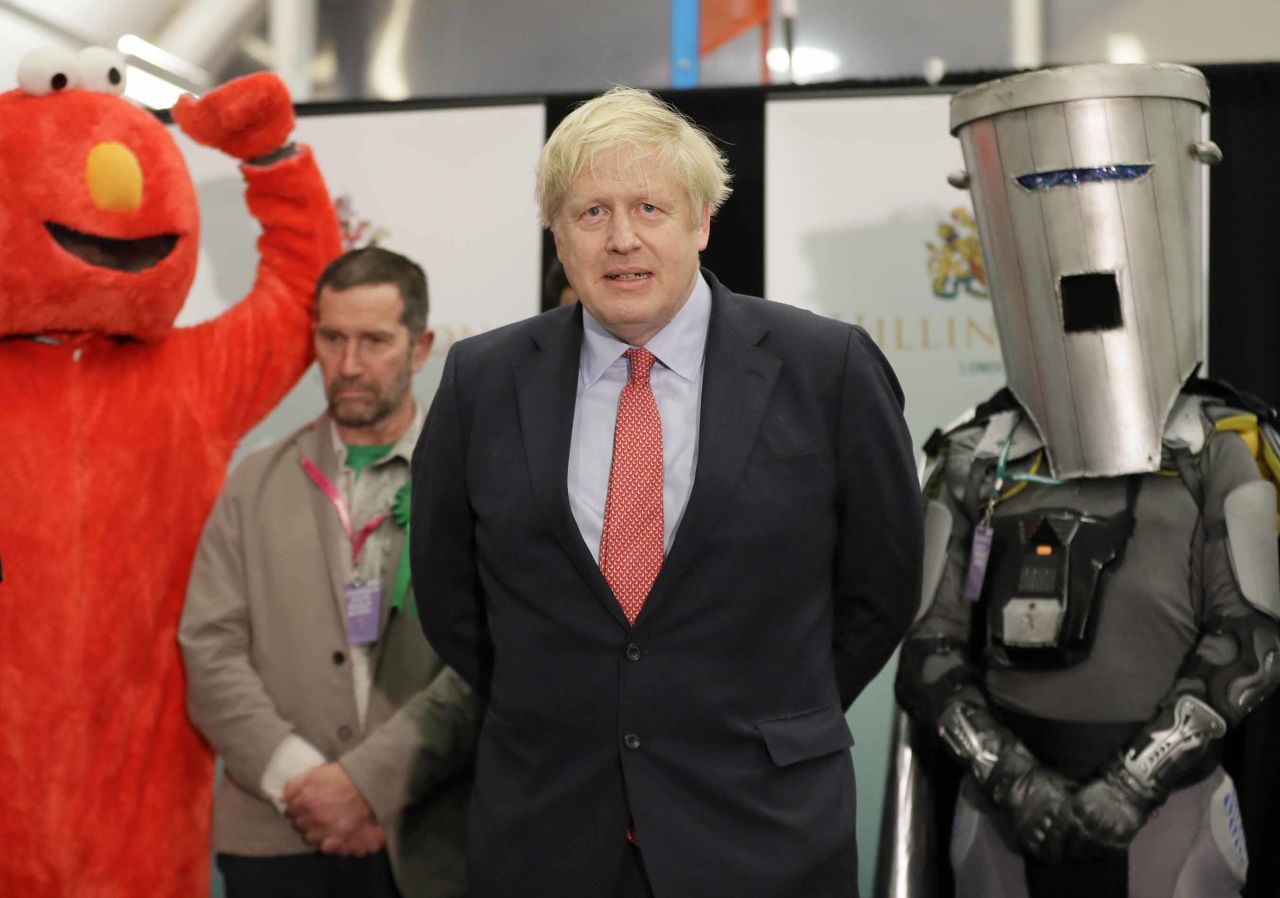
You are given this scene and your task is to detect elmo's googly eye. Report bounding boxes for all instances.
[17,48,81,96]
[78,47,127,96]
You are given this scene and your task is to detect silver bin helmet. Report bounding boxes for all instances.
[950,63,1220,478]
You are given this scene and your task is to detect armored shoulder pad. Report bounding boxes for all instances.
[1224,480,1280,619]
[970,409,1043,464]
[915,499,955,623]
[1201,399,1280,483]
[1177,377,1280,473]
[932,420,984,507]
[1162,391,1213,456]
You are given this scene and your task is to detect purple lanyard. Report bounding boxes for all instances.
[301,456,388,566]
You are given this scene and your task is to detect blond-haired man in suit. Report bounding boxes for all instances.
[413,87,922,898]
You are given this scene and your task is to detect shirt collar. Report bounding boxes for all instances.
[328,401,425,468]
[579,271,711,388]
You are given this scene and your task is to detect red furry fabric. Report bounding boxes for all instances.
[0,91,199,340]
[0,76,341,897]
[172,71,296,161]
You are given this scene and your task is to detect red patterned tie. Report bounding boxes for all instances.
[599,347,664,625]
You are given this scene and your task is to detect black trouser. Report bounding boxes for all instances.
[217,851,401,898]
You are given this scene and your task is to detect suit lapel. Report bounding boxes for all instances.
[299,419,352,627]
[636,277,780,626]
[514,307,627,627]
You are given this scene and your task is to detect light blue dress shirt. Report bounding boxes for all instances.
[568,272,711,562]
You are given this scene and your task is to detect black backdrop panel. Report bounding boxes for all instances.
[1204,64,1280,410]
[542,87,765,310]
[1204,68,1280,895]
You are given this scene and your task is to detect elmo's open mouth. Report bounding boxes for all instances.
[45,222,178,273]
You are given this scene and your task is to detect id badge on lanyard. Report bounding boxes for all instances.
[302,456,387,646]
[961,413,1061,602]
[344,579,381,645]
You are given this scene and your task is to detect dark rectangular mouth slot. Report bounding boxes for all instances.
[1059,272,1122,332]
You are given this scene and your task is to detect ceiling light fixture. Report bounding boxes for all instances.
[766,46,840,83]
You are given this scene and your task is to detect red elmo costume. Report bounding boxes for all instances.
[0,53,342,897]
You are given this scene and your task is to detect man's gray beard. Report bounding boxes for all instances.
[330,393,397,429]
[327,357,413,431]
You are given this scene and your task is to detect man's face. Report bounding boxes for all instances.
[553,148,710,346]
[314,283,432,433]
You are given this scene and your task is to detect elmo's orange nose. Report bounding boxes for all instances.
[85,142,143,211]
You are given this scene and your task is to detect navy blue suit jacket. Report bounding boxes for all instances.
[412,271,922,898]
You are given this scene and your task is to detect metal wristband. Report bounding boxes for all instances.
[247,142,298,167]
[939,701,1003,786]
[1120,694,1226,796]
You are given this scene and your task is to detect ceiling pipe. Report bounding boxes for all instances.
[269,0,315,101]
[1010,0,1044,70]
[151,0,265,75]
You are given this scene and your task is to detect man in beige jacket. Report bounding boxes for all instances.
[181,247,480,898]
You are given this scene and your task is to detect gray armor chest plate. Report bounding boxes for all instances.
[966,469,1202,722]
[983,496,1136,668]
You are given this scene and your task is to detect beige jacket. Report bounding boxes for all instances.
[180,413,481,897]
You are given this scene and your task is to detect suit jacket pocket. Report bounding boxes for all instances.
[755,702,854,767]
[744,451,825,484]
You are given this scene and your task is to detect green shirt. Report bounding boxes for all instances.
[344,442,394,479]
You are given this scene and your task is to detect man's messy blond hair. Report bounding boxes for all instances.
[535,86,733,229]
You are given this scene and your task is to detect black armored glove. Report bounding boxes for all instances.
[938,701,1076,863]
[897,634,1077,861]
[1057,760,1156,857]
[1057,692,1229,857]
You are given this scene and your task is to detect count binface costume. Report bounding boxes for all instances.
[894,64,1280,898]
[0,48,341,897]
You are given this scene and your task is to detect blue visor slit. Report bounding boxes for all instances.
[1016,164,1152,191]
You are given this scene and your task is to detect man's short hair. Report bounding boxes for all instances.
[535,85,733,229]
[314,247,429,335]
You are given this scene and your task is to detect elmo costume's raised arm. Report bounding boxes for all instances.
[170,71,343,442]
[0,55,340,898]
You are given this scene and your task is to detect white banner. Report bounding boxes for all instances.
[766,92,1005,449]
[173,102,546,460]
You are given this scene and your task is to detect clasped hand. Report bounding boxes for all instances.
[1004,766,1153,864]
[1053,768,1154,860]
[283,762,384,856]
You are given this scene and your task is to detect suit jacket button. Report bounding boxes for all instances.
[338,725,353,741]
[332,651,346,666]
[623,733,641,751]
[625,643,642,662]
